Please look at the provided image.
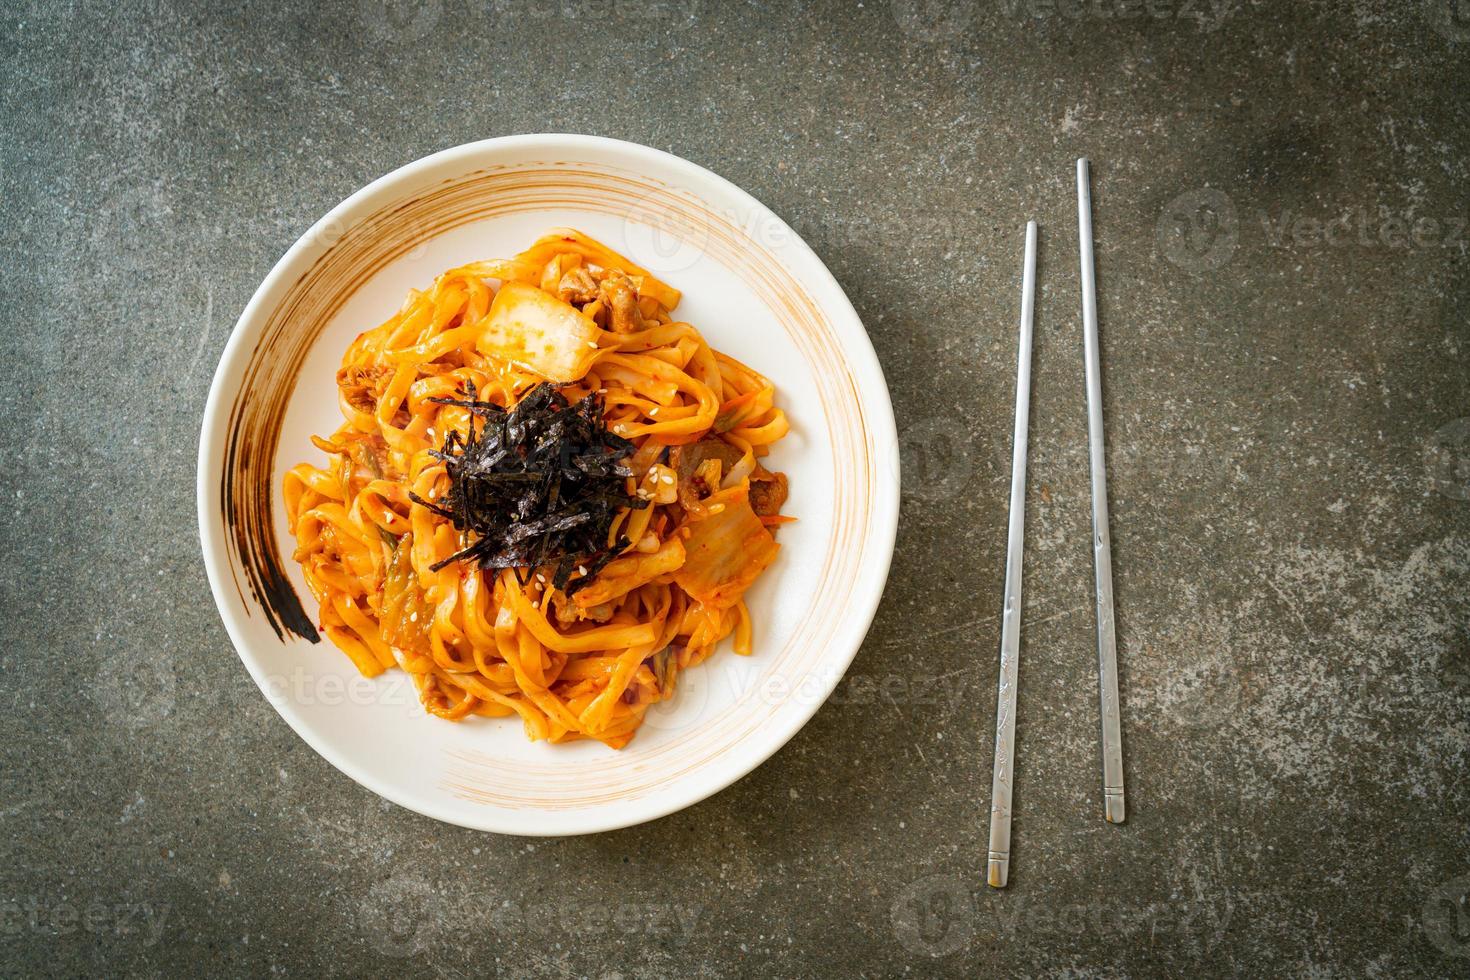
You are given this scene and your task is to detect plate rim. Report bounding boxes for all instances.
[196,133,900,835]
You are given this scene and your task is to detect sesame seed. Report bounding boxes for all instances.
[649,407,659,416]
[709,503,726,513]
[586,341,597,349]
[578,565,587,576]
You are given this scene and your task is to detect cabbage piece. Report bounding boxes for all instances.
[380,537,433,655]
[672,490,779,610]
[476,281,602,382]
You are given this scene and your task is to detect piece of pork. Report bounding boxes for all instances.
[557,266,599,305]
[748,470,788,517]
[671,437,787,516]
[596,270,645,333]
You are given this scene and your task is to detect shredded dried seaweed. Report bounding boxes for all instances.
[408,382,646,594]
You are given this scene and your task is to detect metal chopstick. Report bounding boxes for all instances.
[1076,158,1126,825]
[987,219,1037,889]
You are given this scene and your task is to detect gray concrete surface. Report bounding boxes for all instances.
[2,0,1468,976]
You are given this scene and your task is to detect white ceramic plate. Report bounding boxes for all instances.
[198,135,899,834]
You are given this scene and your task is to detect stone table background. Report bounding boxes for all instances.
[2,1,1467,976]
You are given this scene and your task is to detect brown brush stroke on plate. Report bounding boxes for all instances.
[222,421,319,643]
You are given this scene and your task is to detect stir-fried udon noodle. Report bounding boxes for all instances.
[284,230,791,748]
